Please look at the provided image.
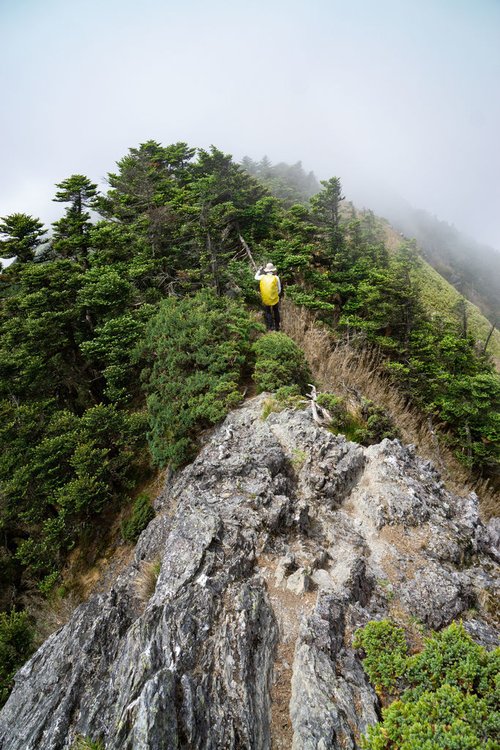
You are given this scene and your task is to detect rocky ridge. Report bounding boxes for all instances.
[0,395,498,749]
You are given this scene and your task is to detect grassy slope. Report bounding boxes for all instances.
[379,217,500,367]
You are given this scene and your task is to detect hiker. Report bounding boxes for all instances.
[255,262,282,331]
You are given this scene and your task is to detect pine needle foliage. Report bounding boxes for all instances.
[140,289,261,468]
[354,620,500,749]
[121,493,155,543]
[252,333,312,393]
[0,609,35,707]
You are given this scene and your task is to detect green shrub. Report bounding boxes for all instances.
[0,609,35,707]
[353,619,408,693]
[275,384,303,403]
[316,392,400,445]
[354,620,500,749]
[252,333,312,393]
[316,392,348,430]
[360,399,401,444]
[405,621,498,705]
[121,493,155,543]
[261,386,305,419]
[316,391,368,443]
[363,685,498,749]
[140,290,260,468]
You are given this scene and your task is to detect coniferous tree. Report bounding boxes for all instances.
[311,177,345,259]
[0,214,46,263]
[52,175,99,262]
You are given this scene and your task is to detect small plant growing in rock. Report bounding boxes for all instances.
[121,493,155,543]
[261,397,280,420]
[291,448,308,470]
[376,578,395,602]
[134,558,161,603]
[71,736,105,750]
[261,386,305,419]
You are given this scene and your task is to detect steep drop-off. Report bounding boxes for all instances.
[1,395,498,749]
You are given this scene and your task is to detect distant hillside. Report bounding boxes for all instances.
[379,216,500,367]
[244,159,499,329]
[371,201,500,325]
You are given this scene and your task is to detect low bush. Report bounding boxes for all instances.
[316,392,349,430]
[366,684,497,749]
[121,493,155,543]
[252,333,312,393]
[354,620,500,749]
[316,392,400,446]
[261,386,305,420]
[360,399,401,444]
[353,619,408,694]
[0,609,35,707]
[140,290,260,468]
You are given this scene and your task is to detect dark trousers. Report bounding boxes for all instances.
[264,303,280,331]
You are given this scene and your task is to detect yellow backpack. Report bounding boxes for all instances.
[259,274,279,306]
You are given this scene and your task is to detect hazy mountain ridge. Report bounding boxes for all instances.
[377,215,500,365]
[368,198,500,325]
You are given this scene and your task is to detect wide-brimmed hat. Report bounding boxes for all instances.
[264,262,277,273]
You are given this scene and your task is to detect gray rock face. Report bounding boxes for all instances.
[0,395,497,749]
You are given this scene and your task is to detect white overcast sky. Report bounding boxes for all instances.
[1,0,500,248]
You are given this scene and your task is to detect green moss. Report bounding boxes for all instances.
[291,448,308,469]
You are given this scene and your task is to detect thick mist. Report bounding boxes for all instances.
[1,0,499,249]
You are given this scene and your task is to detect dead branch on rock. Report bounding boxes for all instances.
[307,384,332,426]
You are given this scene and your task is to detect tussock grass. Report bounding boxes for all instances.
[71,737,105,750]
[134,558,161,603]
[22,590,82,646]
[282,300,499,518]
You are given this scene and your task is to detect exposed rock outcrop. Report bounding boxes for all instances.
[1,395,498,749]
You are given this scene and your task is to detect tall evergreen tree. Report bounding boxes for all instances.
[0,214,46,264]
[311,177,345,257]
[52,175,99,262]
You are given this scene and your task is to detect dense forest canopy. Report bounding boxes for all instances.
[0,140,499,702]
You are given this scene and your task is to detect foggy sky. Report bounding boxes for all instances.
[1,0,500,249]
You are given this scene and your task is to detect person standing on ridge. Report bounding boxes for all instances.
[255,262,282,331]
